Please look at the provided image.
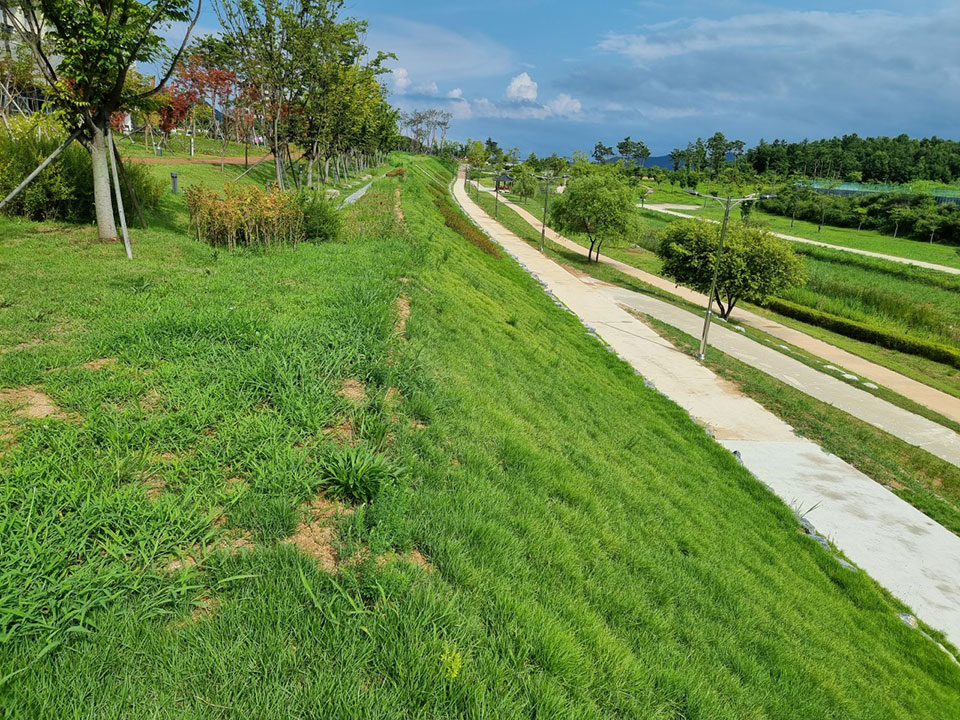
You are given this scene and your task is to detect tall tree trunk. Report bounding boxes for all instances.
[88,125,118,240]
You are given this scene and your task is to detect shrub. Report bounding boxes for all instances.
[0,124,162,223]
[185,184,304,249]
[298,192,341,243]
[320,445,403,504]
[765,297,960,368]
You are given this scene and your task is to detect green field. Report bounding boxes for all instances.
[0,157,957,717]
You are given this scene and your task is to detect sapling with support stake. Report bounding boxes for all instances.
[0,0,201,245]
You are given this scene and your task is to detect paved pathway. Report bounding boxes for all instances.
[599,281,960,467]
[479,184,960,426]
[644,203,960,276]
[453,169,960,648]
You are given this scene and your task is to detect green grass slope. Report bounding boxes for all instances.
[0,156,956,718]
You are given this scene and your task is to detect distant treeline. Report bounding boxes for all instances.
[744,135,960,184]
[759,187,960,245]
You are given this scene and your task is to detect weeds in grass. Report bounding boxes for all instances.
[320,444,404,504]
[184,184,304,249]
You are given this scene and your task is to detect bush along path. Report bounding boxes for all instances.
[481,183,960,425]
[454,167,960,652]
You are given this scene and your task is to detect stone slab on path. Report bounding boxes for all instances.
[453,169,960,648]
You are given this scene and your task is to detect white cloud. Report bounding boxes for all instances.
[468,92,584,121]
[506,72,538,102]
[543,93,581,117]
[366,18,513,82]
[392,68,411,94]
[414,80,439,95]
[447,88,464,99]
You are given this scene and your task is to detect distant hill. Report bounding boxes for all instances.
[646,154,675,169]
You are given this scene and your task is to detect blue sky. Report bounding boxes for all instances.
[172,0,960,156]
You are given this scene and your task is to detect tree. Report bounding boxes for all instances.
[465,139,488,172]
[617,136,650,170]
[669,148,683,171]
[656,220,806,319]
[592,141,613,164]
[706,132,728,177]
[550,173,633,262]
[3,0,200,240]
[513,170,537,202]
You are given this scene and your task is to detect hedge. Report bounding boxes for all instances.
[764,297,960,369]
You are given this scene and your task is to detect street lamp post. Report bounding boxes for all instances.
[684,190,774,361]
[535,172,568,252]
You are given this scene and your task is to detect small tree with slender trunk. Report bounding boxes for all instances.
[657,219,806,319]
[2,0,200,241]
[550,173,633,262]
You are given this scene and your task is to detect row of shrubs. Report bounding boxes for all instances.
[764,297,960,369]
[184,184,340,249]
[424,181,501,257]
[0,127,163,223]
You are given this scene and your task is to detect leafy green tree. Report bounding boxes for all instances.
[669,148,683,171]
[550,173,633,262]
[707,132,728,177]
[617,136,651,170]
[657,220,806,319]
[4,0,200,240]
[592,141,613,164]
[513,170,538,202]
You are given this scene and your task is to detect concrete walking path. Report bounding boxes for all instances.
[481,184,960,426]
[454,169,960,648]
[599,281,960,468]
[644,203,960,276]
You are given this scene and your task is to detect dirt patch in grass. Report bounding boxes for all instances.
[323,417,357,446]
[164,529,255,573]
[394,186,404,222]
[2,337,44,353]
[408,549,434,572]
[152,450,190,463]
[408,418,426,430]
[339,379,367,403]
[225,476,249,493]
[0,387,72,420]
[283,494,352,572]
[143,474,166,501]
[375,549,436,574]
[82,357,118,370]
[395,295,410,337]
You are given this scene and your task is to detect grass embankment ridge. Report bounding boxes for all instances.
[0,156,957,717]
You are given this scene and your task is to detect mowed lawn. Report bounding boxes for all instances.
[0,156,957,718]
